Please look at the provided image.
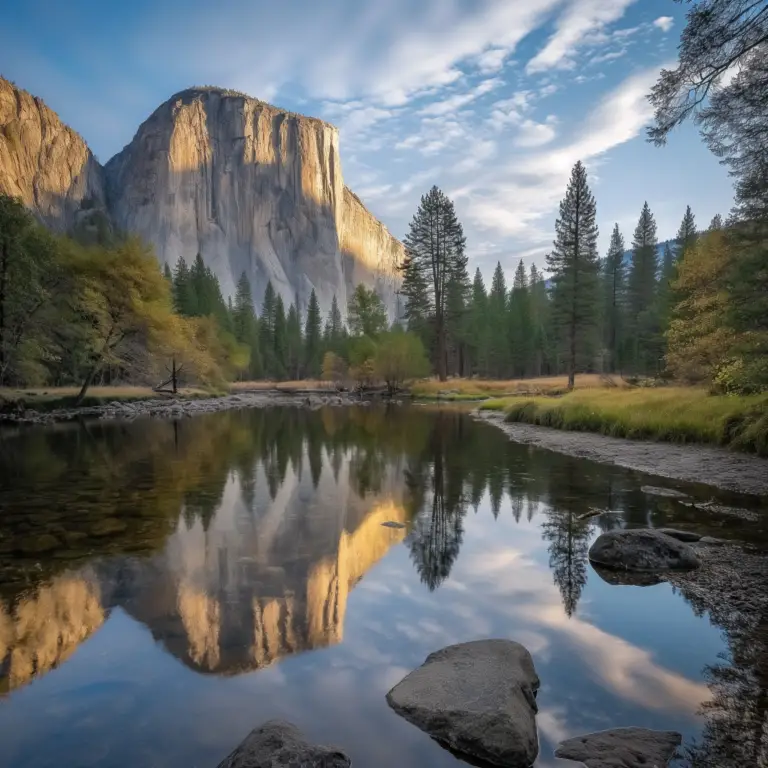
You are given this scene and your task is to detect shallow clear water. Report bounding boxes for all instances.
[0,405,766,767]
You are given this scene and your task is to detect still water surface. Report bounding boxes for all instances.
[0,405,766,767]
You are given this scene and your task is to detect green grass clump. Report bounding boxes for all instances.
[486,387,768,456]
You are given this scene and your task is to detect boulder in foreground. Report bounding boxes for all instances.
[589,529,701,572]
[656,528,701,543]
[215,720,350,768]
[554,726,681,768]
[386,639,539,767]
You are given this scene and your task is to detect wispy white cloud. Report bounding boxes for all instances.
[527,0,638,73]
[653,16,674,33]
[418,77,503,116]
[514,117,558,148]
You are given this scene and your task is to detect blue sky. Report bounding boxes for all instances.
[1,0,734,277]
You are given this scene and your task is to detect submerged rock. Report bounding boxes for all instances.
[655,528,702,543]
[380,521,406,529]
[589,529,701,572]
[640,485,688,499]
[386,639,539,767]
[215,720,350,768]
[554,726,682,768]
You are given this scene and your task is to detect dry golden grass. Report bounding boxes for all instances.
[230,380,333,391]
[480,387,768,455]
[411,374,628,399]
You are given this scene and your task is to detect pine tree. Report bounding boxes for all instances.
[467,268,490,377]
[232,272,262,379]
[403,186,467,380]
[628,202,660,374]
[286,303,302,379]
[529,264,550,377]
[273,295,288,380]
[323,294,346,356]
[675,205,697,259]
[398,252,433,353]
[601,224,626,372]
[172,256,195,315]
[445,254,471,376]
[546,161,600,389]
[488,262,509,378]
[259,282,276,378]
[709,214,723,231]
[163,263,172,283]
[508,260,533,378]
[303,289,322,378]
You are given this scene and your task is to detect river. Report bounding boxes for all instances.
[0,405,766,767]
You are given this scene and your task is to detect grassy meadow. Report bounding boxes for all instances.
[479,387,768,456]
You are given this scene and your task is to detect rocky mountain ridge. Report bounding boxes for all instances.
[0,78,404,318]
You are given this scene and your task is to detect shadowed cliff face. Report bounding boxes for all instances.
[0,79,403,317]
[0,77,105,231]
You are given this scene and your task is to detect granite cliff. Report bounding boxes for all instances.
[0,79,403,318]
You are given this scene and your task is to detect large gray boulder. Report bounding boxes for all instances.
[589,529,701,572]
[215,720,350,768]
[655,528,701,543]
[554,727,682,768]
[386,640,539,767]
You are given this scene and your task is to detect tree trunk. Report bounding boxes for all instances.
[171,356,178,394]
[436,314,447,381]
[75,363,100,406]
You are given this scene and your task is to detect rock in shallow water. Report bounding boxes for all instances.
[215,720,350,768]
[640,485,689,499]
[589,529,701,572]
[554,726,682,768]
[386,639,539,767]
[655,527,702,543]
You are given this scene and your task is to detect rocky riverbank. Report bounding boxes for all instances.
[0,390,378,426]
[474,410,768,496]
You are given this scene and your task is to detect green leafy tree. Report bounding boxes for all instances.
[374,329,430,394]
[0,195,64,384]
[627,202,660,374]
[666,230,737,384]
[347,284,388,338]
[601,224,626,372]
[546,160,600,389]
[303,289,322,378]
[402,186,467,380]
[444,255,470,376]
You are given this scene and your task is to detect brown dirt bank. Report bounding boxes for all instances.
[475,411,768,497]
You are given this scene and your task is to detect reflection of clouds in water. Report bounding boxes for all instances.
[444,514,711,719]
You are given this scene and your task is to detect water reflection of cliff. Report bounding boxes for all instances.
[2,406,766,705]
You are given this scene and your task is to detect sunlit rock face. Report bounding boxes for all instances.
[0,77,105,231]
[0,571,105,695]
[104,88,403,317]
[101,456,408,675]
[0,81,403,318]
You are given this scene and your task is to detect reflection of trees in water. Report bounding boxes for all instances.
[672,564,768,768]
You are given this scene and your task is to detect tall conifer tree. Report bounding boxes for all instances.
[546,160,600,389]
[628,202,660,373]
[304,289,322,377]
[402,186,467,380]
[601,224,626,372]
